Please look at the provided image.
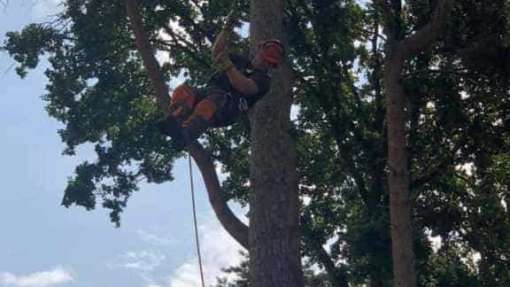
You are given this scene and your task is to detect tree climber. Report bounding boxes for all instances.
[158,20,285,149]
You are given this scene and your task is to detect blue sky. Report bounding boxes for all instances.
[0,1,243,286]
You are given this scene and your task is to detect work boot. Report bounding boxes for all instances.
[157,115,181,137]
[182,116,210,143]
[158,102,192,139]
[156,116,186,150]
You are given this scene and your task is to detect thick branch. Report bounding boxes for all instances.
[124,0,248,248]
[302,215,349,287]
[188,142,249,248]
[311,240,349,287]
[401,0,454,57]
[162,25,201,55]
[125,0,169,112]
[373,0,398,41]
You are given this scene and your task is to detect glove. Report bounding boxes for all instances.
[223,9,236,31]
[211,3,237,59]
[213,50,234,72]
[211,29,229,59]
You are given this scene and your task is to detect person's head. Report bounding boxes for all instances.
[252,39,285,69]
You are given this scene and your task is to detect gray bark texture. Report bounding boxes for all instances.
[378,1,454,286]
[248,0,304,286]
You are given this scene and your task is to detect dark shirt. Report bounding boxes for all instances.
[208,54,271,107]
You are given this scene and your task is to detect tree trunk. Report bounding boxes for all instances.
[128,0,304,283]
[248,0,304,286]
[384,47,417,287]
[376,1,454,286]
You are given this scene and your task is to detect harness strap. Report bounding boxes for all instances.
[238,97,249,112]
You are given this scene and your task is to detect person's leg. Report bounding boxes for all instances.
[181,91,228,142]
[168,84,198,122]
[158,84,199,145]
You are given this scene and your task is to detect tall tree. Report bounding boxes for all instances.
[4,0,509,286]
[248,0,304,285]
[375,0,454,286]
[3,0,303,285]
[215,0,509,285]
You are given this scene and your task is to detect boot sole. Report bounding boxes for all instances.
[157,117,187,149]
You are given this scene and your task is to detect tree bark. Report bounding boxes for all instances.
[124,0,169,112]
[124,0,248,249]
[384,46,416,287]
[377,1,454,286]
[248,0,304,286]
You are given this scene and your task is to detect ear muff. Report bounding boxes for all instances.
[259,39,285,68]
[171,84,196,108]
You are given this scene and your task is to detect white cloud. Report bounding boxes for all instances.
[168,215,246,287]
[109,250,166,273]
[136,229,177,247]
[30,0,62,19]
[0,266,74,287]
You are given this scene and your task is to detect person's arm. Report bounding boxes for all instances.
[213,51,259,96]
[225,65,259,96]
[210,12,262,97]
[211,30,229,59]
[211,11,236,59]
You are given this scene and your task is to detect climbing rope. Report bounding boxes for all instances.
[188,154,206,287]
[185,4,240,286]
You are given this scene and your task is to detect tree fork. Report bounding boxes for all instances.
[377,0,454,286]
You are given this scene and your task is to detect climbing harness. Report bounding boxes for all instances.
[188,154,206,287]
